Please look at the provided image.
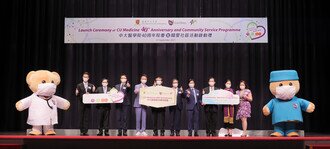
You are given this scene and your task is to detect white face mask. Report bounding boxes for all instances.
[120,79,127,83]
[156,80,162,85]
[275,85,296,100]
[225,84,231,88]
[141,80,147,84]
[102,83,108,87]
[240,85,245,90]
[208,81,215,86]
[83,78,89,82]
[189,83,195,88]
[172,83,178,88]
[36,83,57,97]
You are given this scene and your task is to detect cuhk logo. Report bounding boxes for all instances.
[168,20,174,26]
[135,19,140,25]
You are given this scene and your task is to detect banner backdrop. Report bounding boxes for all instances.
[65,18,267,43]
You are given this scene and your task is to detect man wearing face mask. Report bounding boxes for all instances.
[169,79,184,136]
[75,72,96,136]
[202,77,219,137]
[134,74,148,136]
[151,76,166,136]
[95,78,111,136]
[114,74,131,136]
[184,79,201,136]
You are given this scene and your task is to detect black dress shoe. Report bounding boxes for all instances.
[97,132,103,136]
[175,131,180,136]
[206,133,210,137]
[194,132,199,136]
[153,131,158,136]
[160,132,165,136]
[104,132,109,136]
[211,132,217,137]
[123,131,127,136]
[80,133,89,136]
[188,131,192,136]
[117,132,122,136]
[170,131,174,136]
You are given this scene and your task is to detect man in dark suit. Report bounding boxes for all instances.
[202,77,219,137]
[185,79,201,136]
[151,76,166,136]
[95,78,111,136]
[114,74,131,136]
[169,79,184,136]
[75,72,95,136]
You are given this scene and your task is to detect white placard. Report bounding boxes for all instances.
[139,86,177,108]
[202,89,239,105]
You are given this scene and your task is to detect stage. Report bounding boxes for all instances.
[1,130,330,149]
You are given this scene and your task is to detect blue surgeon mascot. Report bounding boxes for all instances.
[263,70,315,137]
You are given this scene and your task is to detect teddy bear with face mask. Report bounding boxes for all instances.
[263,70,315,137]
[15,70,70,135]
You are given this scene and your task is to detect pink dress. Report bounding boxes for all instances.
[236,89,252,120]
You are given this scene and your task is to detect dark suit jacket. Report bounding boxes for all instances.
[115,83,131,106]
[170,88,185,110]
[184,88,201,110]
[76,82,95,101]
[95,86,111,108]
[203,86,219,112]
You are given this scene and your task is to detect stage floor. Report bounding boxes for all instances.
[0,129,306,136]
[1,130,330,149]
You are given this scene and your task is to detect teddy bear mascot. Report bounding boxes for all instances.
[15,70,70,135]
[262,70,315,137]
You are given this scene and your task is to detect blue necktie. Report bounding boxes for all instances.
[192,88,197,104]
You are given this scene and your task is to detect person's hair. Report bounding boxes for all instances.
[239,80,249,89]
[188,79,195,84]
[155,76,163,81]
[172,78,178,82]
[82,72,89,77]
[140,74,147,79]
[120,74,127,78]
[225,79,231,83]
[208,77,215,82]
[101,78,108,82]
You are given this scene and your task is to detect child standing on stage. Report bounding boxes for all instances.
[223,79,234,137]
[236,80,253,137]
[134,74,148,136]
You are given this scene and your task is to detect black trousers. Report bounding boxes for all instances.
[169,107,181,131]
[151,107,165,132]
[115,104,129,131]
[204,106,218,133]
[79,101,91,134]
[97,106,110,132]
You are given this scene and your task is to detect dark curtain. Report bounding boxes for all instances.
[2,0,329,133]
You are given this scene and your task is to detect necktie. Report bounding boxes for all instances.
[192,88,197,104]
[84,83,88,92]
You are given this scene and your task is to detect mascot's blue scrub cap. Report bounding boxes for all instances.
[270,70,299,83]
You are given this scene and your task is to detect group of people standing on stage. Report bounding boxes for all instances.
[75,72,253,137]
